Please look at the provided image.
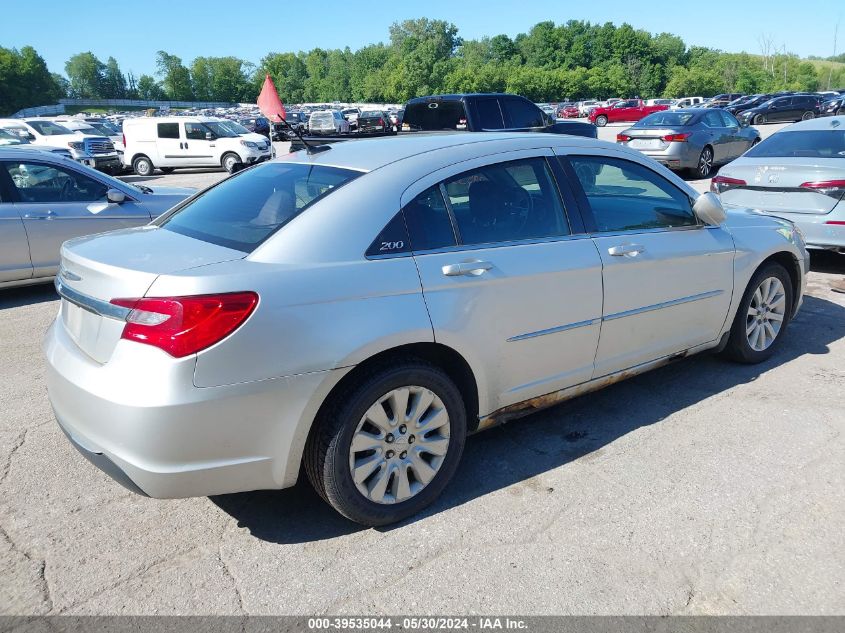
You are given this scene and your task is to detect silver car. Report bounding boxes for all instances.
[712,116,845,253]
[617,108,760,178]
[44,133,808,526]
[0,148,193,288]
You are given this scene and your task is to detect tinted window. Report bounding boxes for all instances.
[403,100,466,130]
[569,156,696,232]
[636,112,695,126]
[2,161,107,203]
[366,212,411,257]
[475,99,505,130]
[185,123,209,140]
[157,123,179,139]
[745,130,845,158]
[403,185,456,251]
[160,162,361,252]
[503,98,544,128]
[442,158,569,246]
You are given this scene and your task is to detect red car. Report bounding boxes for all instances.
[559,105,580,118]
[588,99,670,127]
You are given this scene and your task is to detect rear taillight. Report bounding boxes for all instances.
[378,118,384,126]
[826,221,845,225]
[662,133,691,142]
[799,180,845,198]
[616,134,630,142]
[711,175,747,193]
[110,292,258,358]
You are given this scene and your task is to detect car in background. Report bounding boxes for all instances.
[308,110,350,135]
[54,118,125,172]
[672,97,704,109]
[388,110,404,131]
[588,99,670,127]
[357,110,395,134]
[0,118,118,173]
[342,108,361,130]
[0,148,192,289]
[44,132,806,527]
[725,94,774,117]
[738,94,821,125]
[703,94,745,108]
[645,98,677,107]
[819,95,845,117]
[559,104,580,118]
[209,119,272,153]
[578,100,600,117]
[284,112,308,132]
[712,116,845,253]
[123,116,272,176]
[0,128,73,159]
[239,117,270,137]
[617,109,759,178]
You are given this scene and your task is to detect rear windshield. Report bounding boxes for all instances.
[360,111,382,118]
[635,111,695,127]
[159,162,362,252]
[403,100,467,130]
[745,130,845,159]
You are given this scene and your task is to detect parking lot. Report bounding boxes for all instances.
[2,121,844,616]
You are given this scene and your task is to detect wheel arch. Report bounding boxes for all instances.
[758,251,802,318]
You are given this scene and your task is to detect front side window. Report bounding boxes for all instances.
[157,123,179,139]
[159,162,362,252]
[503,98,544,128]
[569,156,696,232]
[442,157,569,246]
[1,161,107,203]
[184,123,210,140]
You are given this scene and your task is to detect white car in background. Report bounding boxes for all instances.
[308,110,350,135]
[578,100,600,117]
[54,118,125,170]
[672,97,704,109]
[0,118,118,172]
[0,127,73,159]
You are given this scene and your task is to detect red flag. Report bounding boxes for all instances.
[257,74,286,121]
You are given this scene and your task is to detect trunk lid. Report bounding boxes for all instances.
[719,159,845,215]
[622,127,679,151]
[57,226,245,363]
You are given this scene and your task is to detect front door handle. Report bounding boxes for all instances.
[23,210,56,220]
[442,261,494,277]
[608,243,646,257]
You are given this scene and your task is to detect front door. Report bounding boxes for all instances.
[183,122,218,166]
[562,152,735,377]
[0,160,153,277]
[406,151,603,415]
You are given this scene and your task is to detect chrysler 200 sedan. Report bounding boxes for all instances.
[45,133,808,526]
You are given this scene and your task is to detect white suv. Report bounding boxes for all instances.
[0,118,118,171]
[308,110,350,135]
[123,116,272,176]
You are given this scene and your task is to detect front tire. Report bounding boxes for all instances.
[132,156,153,177]
[305,359,467,526]
[754,114,766,125]
[723,263,793,364]
[595,115,608,127]
[221,152,240,173]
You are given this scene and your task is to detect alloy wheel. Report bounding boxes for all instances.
[698,148,713,178]
[746,277,786,352]
[348,386,451,505]
[801,111,815,121]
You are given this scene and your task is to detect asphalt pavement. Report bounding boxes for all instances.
[1,121,843,616]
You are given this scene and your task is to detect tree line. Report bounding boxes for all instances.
[3,19,845,116]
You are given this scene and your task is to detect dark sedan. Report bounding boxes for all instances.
[819,95,845,117]
[725,94,774,116]
[737,94,822,125]
[616,108,760,178]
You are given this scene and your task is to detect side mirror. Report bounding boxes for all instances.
[106,188,126,204]
[205,132,215,140]
[693,191,726,226]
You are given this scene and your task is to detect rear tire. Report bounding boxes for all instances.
[595,115,608,127]
[305,358,467,526]
[132,156,153,177]
[801,111,815,121]
[722,262,793,364]
[696,146,714,179]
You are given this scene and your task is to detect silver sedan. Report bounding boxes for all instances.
[0,148,193,288]
[44,133,808,526]
[617,108,760,178]
[712,116,845,253]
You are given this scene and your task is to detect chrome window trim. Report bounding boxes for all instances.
[588,224,715,238]
[410,232,592,257]
[54,277,130,321]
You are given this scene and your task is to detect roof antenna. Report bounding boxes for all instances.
[277,118,330,155]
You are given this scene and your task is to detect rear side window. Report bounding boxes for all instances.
[160,163,362,252]
[475,99,505,130]
[503,98,544,128]
[569,156,696,232]
[702,111,723,128]
[403,185,457,251]
[366,212,411,257]
[157,123,179,139]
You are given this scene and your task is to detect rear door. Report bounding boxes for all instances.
[0,172,32,283]
[700,110,731,163]
[0,159,154,278]
[560,151,735,377]
[154,122,184,167]
[406,150,603,415]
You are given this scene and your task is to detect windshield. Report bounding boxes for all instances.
[159,162,362,252]
[203,122,239,138]
[87,122,118,136]
[26,121,73,136]
[222,120,250,135]
[0,129,27,145]
[403,100,466,130]
[635,112,696,127]
[745,130,845,158]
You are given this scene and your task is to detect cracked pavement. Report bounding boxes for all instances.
[0,159,843,615]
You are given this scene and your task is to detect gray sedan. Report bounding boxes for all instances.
[0,148,193,288]
[713,115,845,253]
[44,133,807,526]
[617,108,760,178]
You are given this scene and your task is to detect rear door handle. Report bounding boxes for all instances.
[608,243,646,257]
[442,261,494,276]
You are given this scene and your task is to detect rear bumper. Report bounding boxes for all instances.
[44,315,338,498]
[627,143,698,170]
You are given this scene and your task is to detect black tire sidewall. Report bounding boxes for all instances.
[222,153,239,173]
[320,363,466,526]
[726,263,793,363]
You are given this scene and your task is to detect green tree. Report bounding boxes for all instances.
[136,74,164,100]
[155,51,193,100]
[65,52,105,98]
[0,46,63,115]
[102,56,127,98]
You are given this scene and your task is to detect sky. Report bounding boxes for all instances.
[1,0,842,78]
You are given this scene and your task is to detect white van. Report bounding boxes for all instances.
[123,116,272,176]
